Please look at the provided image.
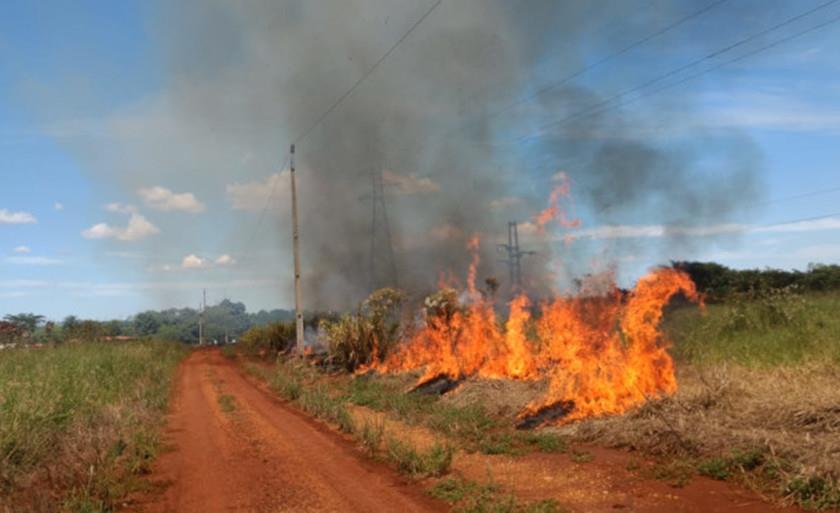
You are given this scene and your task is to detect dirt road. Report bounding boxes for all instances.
[132,350,445,513]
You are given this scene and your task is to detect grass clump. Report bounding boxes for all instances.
[298,384,355,433]
[430,477,568,513]
[386,438,453,477]
[650,459,695,488]
[218,394,237,413]
[0,340,184,512]
[517,432,567,453]
[785,475,840,510]
[348,376,433,422]
[359,420,386,456]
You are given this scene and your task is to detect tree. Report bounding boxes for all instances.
[134,311,161,337]
[3,313,45,335]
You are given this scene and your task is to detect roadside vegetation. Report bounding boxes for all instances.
[584,285,840,510]
[235,261,840,510]
[0,340,185,512]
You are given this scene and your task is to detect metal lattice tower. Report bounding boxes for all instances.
[368,170,399,291]
[497,221,535,291]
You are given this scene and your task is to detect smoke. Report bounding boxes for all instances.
[44,0,762,309]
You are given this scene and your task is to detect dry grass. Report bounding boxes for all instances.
[559,363,840,507]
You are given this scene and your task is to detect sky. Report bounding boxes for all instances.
[1,0,840,320]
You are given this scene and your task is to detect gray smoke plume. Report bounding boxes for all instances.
[46,0,762,309]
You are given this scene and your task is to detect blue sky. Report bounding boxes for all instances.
[2,0,840,320]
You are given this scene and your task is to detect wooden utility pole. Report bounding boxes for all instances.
[198,288,206,345]
[290,144,304,351]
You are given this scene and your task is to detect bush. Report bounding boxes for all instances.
[321,288,404,371]
[239,322,295,357]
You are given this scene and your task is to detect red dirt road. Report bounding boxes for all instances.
[131,350,445,513]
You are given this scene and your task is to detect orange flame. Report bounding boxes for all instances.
[534,172,580,233]
[367,180,699,425]
[370,267,698,424]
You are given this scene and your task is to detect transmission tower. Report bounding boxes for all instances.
[497,221,535,291]
[367,170,399,291]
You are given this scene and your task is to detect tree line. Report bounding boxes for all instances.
[0,300,295,345]
[671,261,840,302]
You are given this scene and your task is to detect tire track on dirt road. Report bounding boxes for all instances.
[129,350,446,513]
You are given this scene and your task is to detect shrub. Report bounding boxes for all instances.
[239,321,295,357]
[321,288,404,371]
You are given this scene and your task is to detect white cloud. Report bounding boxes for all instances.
[82,205,160,241]
[104,202,137,215]
[139,186,205,213]
[526,216,840,243]
[54,202,64,211]
[382,170,440,195]
[5,256,63,266]
[215,254,236,266]
[0,209,37,224]
[181,254,208,269]
[571,223,745,240]
[227,172,289,211]
[13,245,31,254]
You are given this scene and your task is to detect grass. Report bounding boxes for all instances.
[385,439,453,477]
[666,291,840,367]
[251,290,840,509]
[579,290,840,509]
[252,360,456,478]
[218,394,237,413]
[430,477,568,513]
[0,340,185,512]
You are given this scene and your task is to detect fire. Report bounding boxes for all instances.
[366,174,700,425]
[533,173,580,233]
[370,263,698,425]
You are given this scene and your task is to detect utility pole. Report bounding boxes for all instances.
[290,144,304,351]
[497,221,535,291]
[367,169,398,291]
[198,288,206,346]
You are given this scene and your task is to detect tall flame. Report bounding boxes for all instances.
[370,265,698,424]
[367,174,700,425]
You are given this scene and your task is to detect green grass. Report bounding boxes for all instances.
[430,477,568,513]
[385,438,453,477]
[0,340,185,512]
[218,394,237,413]
[666,291,840,366]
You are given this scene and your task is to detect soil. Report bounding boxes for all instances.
[127,349,809,513]
[125,349,446,513]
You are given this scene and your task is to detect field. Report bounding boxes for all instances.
[2,289,837,512]
[0,340,184,513]
[245,289,840,511]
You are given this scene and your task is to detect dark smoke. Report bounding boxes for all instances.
[52,0,763,309]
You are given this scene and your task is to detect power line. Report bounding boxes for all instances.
[748,185,840,210]
[493,0,729,122]
[241,0,442,276]
[518,0,840,142]
[294,0,442,146]
[393,0,727,162]
[756,211,840,231]
[239,157,290,265]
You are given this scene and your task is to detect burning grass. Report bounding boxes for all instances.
[0,340,185,512]
[368,263,698,425]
